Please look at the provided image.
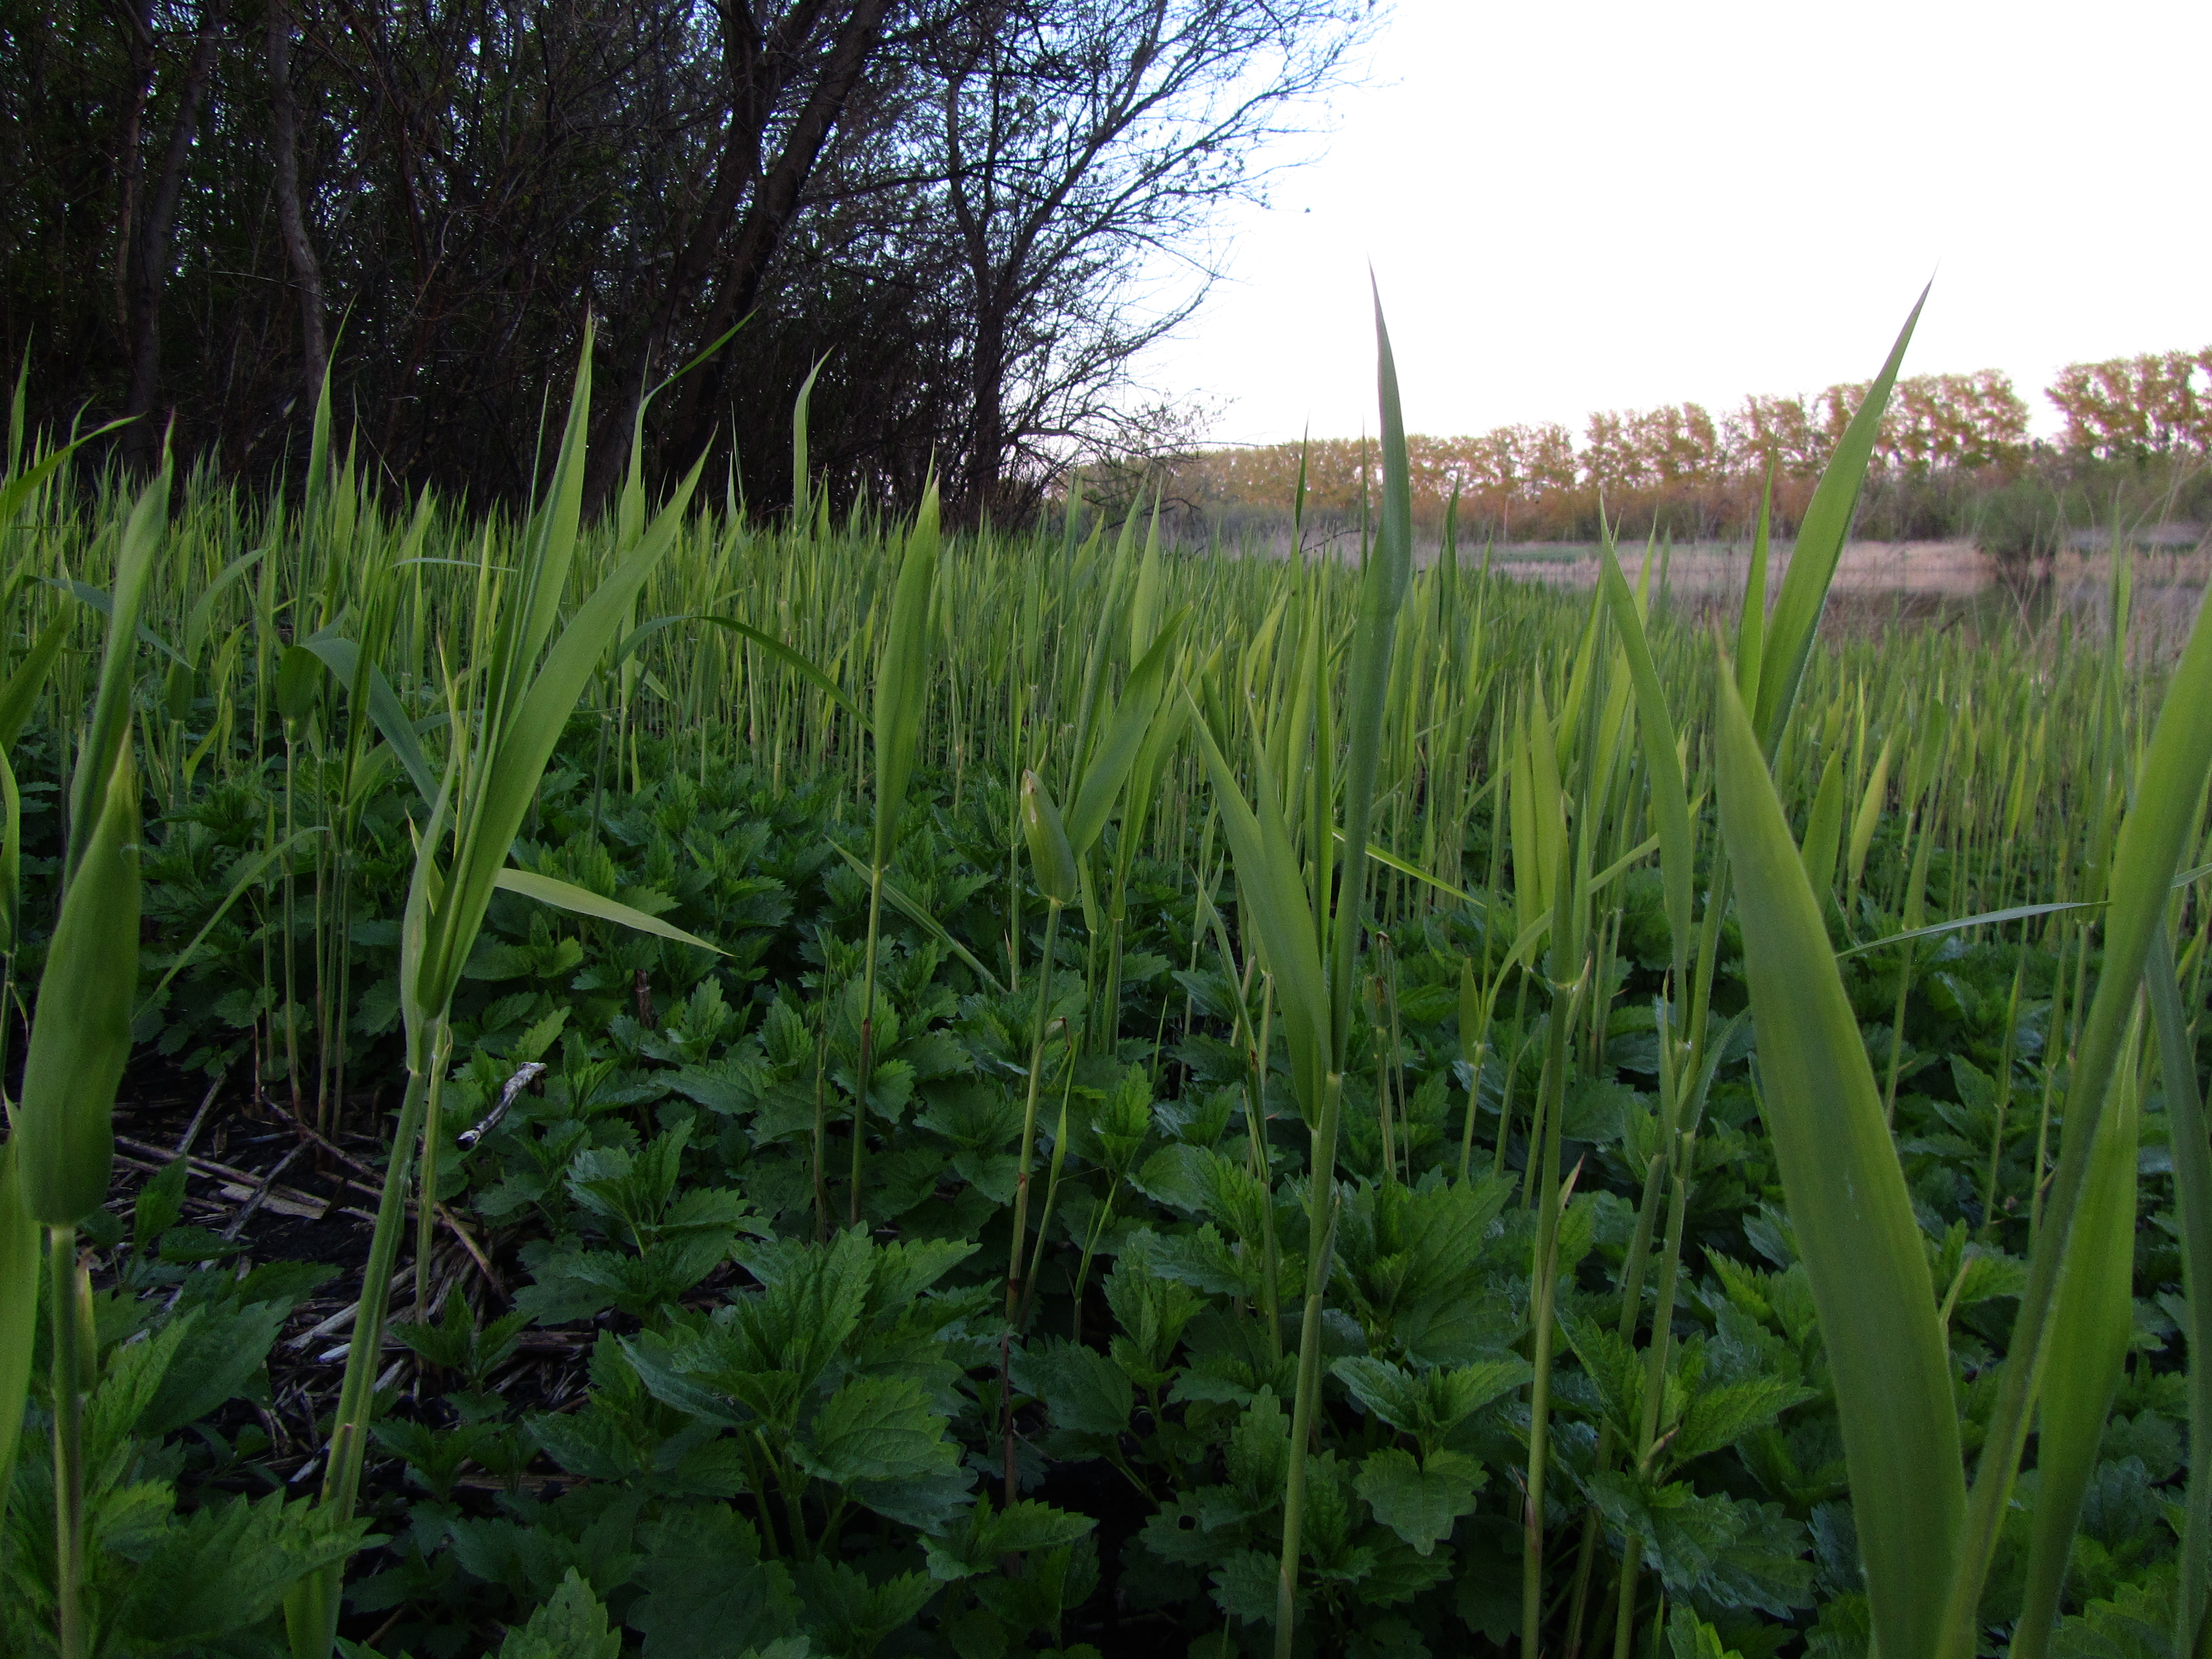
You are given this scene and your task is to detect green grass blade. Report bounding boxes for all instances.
[1597,543,1693,980]
[832,843,1005,994]
[2148,922,2212,1657]
[18,737,140,1225]
[494,867,723,954]
[430,457,704,1014]
[1712,664,1964,1659]
[0,1139,33,1535]
[871,485,940,870]
[1940,580,2212,1656]
[2014,1009,2143,1658]
[1800,750,1845,899]
[0,610,74,753]
[690,617,863,727]
[1329,287,1415,1050]
[1753,287,1927,753]
[1838,901,2096,959]
[1735,463,1771,708]
[1065,608,1188,861]
[69,460,166,878]
[296,636,438,805]
[1186,694,1327,1123]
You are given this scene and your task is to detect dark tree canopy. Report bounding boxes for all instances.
[0,0,1374,518]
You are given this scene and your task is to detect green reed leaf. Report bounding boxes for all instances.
[18,736,139,1225]
[494,867,722,954]
[1753,287,1926,754]
[871,486,940,870]
[1712,663,1963,1659]
[2014,1009,2143,1658]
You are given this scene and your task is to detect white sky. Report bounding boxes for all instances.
[1140,0,2212,448]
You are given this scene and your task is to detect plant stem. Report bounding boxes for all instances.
[850,864,887,1226]
[1274,1069,1343,1659]
[1007,901,1064,1322]
[49,1226,88,1659]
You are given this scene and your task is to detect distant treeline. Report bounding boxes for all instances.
[1140,349,2212,553]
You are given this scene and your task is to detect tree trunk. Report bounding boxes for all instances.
[266,0,328,413]
[646,0,896,497]
[966,299,1008,524]
[121,0,228,473]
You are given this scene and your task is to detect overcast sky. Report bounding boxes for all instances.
[1139,0,2211,447]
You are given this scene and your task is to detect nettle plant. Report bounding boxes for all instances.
[0,291,2208,1659]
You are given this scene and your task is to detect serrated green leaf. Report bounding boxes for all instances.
[1355,1447,1483,1555]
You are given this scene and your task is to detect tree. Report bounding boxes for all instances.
[922,0,1374,521]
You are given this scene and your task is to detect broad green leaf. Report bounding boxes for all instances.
[1355,1447,1483,1556]
[113,1493,367,1647]
[653,614,864,726]
[497,1568,622,1659]
[1186,699,1327,1123]
[1847,733,1895,892]
[630,1505,801,1659]
[426,454,704,1018]
[1838,900,2095,959]
[495,866,722,954]
[1712,664,1962,1659]
[797,1374,958,1485]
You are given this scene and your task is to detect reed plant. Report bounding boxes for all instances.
[0,292,2204,1656]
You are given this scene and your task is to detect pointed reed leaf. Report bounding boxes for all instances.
[871,486,940,870]
[1837,901,2096,959]
[1329,288,1415,1047]
[0,1139,34,1533]
[18,737,139,1225]
[1752,289,1924,753]
[136,827,327,1015]
[1712,665,1963,1659]
[0,745,16,955]
[1186,696,1327,1124]
[513,321,595,685]
[0,610,73,754]
[2148,923,2212,1658]
[688,616,863,726]
[2014,1009,2143,1658]
[428,458,704,1017]
[493,867,724,954]
[1065,608,1188,861]
[1846,733,1895,894]
[69,461,165,878]
[294,636,437,804]
[1734,464,1771,708]
[1800,750,1845,899]
[832,844,1005,993]
[1597,544,1692,976]
[1942,581,2212,1655]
